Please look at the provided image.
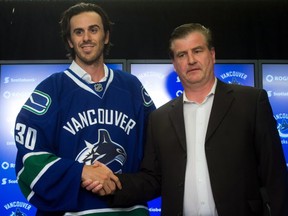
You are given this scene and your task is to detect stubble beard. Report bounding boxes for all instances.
[76,48,104,66]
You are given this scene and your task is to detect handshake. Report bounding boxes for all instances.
[81,161,122,196]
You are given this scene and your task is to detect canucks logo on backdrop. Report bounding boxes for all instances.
[274,113,288,144]
[218,70,248,85]
[3,201,33,216]
[75,129,127,173]
[164,69,249,99]
[9,208,26,216]
[166,71,184,99]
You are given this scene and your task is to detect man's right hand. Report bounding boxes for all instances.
[81,162,122,196]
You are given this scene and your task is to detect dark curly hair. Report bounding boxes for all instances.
[59,2,113,59]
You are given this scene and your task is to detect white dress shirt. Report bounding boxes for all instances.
[69,60,109,84]
[183,79,218,216]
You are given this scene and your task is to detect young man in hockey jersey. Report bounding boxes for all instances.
[14,2,155,216]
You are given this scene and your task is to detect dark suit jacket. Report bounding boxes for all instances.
[111,80,288,216]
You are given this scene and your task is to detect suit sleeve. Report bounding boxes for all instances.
[110,113,161,206]
[255,89,288,215]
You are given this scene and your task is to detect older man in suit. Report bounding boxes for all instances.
[84,23,288,216]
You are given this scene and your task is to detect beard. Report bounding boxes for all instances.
[76,53,102,65]
[74,41,106,66]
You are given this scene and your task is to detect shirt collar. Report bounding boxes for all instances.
[183,78,217,103]
[69,60,109,83]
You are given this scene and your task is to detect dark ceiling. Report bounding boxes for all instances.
[1,0,288,60]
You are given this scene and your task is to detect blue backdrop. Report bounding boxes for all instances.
[1,60,287,216]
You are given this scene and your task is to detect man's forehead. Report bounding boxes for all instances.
[70,11,103,27]
[171,35,206,49]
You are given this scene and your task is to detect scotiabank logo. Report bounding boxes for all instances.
[4,77,10,84]
[1,178,18,185]
[4,77,36,84]
[267,90,288,97]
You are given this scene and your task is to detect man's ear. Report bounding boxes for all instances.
[67,38,74,48]
[104,31,110,45]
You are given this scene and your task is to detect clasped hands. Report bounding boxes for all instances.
[81,161,122,196]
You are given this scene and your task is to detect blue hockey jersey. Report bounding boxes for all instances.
[14,64,156,215]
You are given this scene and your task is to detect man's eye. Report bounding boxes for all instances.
[177,53,185,58]
[90,28,98,33]
[194,49,203,54]
[74,30,83,35]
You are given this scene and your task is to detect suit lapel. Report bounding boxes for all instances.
[206,80,234,143]
[168,96,187,151]
[167,81,235,151]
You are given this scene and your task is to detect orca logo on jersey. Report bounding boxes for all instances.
[142,86,153,107]
[75,129,127,173]
[23,90,51,115]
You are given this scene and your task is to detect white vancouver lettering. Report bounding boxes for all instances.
[63,109,136,135]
